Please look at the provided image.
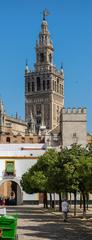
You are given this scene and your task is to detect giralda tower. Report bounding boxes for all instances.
[25,10,64,132]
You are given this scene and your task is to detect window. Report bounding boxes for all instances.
[47,80,50,90]
[6,137,10,143]
[43,80,45,90]
[5,161,14,175]
[55,82,56,91]
[49,53,52,63]
[57,106,59,122]
[40,53,44,63]
[32,82,35,92]
[72,133,78,144]
[73,133,77,138]
[36,116,41,125]
[28,82,30,92]
[36,104,41,115]
[57,78,59,92]
[37,77,41,91]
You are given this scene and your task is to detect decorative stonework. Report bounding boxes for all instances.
[25,16,64,132]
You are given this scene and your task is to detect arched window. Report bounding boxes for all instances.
[40,53,44,63]
[6,137,10,143]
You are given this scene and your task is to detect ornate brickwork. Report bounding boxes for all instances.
[25,14,64,132]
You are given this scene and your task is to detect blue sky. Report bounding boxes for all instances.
[0,0,92,133]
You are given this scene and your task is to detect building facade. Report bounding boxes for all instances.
[0,100,27,143]
[0,12,87,148]
[0,143,46,204]
[0,100,45,144]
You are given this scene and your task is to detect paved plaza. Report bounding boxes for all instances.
[7,205,92,240]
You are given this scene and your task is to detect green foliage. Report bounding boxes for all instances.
[87,143,92,156]
[21,144,92,197]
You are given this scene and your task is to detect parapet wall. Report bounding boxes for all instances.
[61,107,86,114]
[61,107,87,122]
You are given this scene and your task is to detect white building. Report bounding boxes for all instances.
[0,143,46,204]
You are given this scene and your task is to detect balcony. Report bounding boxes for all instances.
[2,171,16,179]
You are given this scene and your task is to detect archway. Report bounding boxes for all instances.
[0,179,23,205]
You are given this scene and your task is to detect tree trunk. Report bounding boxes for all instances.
[86,193,89,210]
[70,192,72,209]
[80,192,82,209]
[59,193,62,212]
[74,191,77,217]
[49,193,52,208]
[53,193,56,210]
[43,192,48,209]
[82,192,86,217]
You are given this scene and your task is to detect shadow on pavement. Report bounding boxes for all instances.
[17,220,92,240]
[7,206,92,240]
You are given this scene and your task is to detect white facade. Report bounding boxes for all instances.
[0,143,46,204]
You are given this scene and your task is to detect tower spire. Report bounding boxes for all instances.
[25,58,29,72]
[42,9,49,20]
[35,9,53,71]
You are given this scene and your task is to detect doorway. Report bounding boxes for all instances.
[0,180,22,205]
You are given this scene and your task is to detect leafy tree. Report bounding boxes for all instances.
[77,155,92,216]
[21,144,92,216]
[68,144,92,217]
[21,149,58,208]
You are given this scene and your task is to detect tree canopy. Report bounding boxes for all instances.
[20,144,92,214]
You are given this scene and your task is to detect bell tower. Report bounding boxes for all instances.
[25,10,64,133]
[35,11,54,72]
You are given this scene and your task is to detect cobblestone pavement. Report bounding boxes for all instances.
[7,206,92,240]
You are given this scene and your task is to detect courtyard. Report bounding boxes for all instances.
[7,205,92,240]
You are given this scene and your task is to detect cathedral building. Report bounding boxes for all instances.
[0,11,87,148]
[0,100,27,143]
[0,11,88,204]
[0,100,42,144]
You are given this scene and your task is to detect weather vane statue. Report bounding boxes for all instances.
[43,8,50,20]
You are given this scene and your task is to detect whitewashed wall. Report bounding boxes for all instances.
[0,143,46,202]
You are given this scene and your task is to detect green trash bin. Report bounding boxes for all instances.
[0,215,18,239]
